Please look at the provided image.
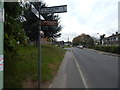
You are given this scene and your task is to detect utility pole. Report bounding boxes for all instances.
[0,1,4,89]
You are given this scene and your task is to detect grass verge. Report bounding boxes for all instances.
[5,44,66,88]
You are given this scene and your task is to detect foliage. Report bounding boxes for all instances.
[5,45,38,88]
[93,45,120,54]
[4,2,26,55]
[100,34,105,44]
[72,33,94,47]
[22,1,62,43]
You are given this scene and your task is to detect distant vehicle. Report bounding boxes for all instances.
[76,45,83,49]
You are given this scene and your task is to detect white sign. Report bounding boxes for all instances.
[31,4,39,18]
[41,5,67,14]
[0,8,4,22]
[0,55,3,71]
[31,4,44,20]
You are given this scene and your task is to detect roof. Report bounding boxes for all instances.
[103,33,120,39]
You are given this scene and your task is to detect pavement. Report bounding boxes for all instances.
[50,47,118,88]
[50,48,86,88]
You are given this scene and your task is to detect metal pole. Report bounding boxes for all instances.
[38,3,41,89]
[97,33,100,51]
[0,1,4,89]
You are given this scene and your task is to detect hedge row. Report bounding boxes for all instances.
[93,45,120,54]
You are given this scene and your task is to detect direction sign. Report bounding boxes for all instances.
[41,5,67,14]
[41,20,58,26]
[31,4,44,20]
[31,4,39,18]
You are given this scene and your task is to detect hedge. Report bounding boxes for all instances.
[93,45,120,54]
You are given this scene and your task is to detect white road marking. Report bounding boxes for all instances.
[49,83,53,88]
[72,50,88,88]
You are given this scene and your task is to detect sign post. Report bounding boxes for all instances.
[0,1,4,89]
[31,3,67,88]
[31,3,42,88]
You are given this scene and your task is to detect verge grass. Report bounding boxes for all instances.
[41,44,66,81]
[5,44,66,88]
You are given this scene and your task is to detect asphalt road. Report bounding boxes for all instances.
[51,47,118,88]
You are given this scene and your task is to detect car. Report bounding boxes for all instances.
[77,45,83,49]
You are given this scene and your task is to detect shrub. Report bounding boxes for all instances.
[93,45,120,54]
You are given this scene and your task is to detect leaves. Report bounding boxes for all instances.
[4,2,26,55]
[73,33,94,47]
[23,1,62,42]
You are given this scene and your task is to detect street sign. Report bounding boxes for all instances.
[30,4,67,88]
[0,55,3,71]
[41,5,67,14]
[41,20,58,26]
[31,4,44,20]
[31,4,39,18]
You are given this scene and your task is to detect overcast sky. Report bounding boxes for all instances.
[42,0,119,41]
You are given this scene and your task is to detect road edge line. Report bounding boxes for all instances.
[49,83,53,88]
[71,50,88,88]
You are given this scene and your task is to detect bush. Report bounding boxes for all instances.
[93,45,120,54]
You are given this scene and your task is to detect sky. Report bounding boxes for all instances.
[42,0,119,41]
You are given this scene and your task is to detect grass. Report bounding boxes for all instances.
[63,45,71,48]
[41,45,65,81]
[5,44,66,88]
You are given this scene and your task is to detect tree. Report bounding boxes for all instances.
[72,36,80,46]
[22,1,62,44]
[100,34,105,45]
[72,33,94,47]
[92,36,99,45]
[4,2,26,55]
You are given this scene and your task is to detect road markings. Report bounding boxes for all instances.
[72,50,88,88]
[49,83,53,88]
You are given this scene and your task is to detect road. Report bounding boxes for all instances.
[51,47,118,88]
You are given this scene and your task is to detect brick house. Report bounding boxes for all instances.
[102,32,120,46]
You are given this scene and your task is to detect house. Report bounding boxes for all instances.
[64,41,71,46]
[102,32,120,46]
